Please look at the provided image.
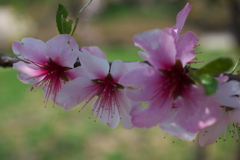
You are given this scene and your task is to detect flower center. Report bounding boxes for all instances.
[27,58,71,104]
[90,73,124,121]
[159,60,194,99]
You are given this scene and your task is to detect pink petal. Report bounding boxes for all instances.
[79,50,109,79]
[110,60,124,82]
[56,77,96,110]
[17,72,43,85]
[176,31,198,66]
[46,34,79,67]
[13,61,45,84]
[198,110,229,147]
[130,102,146,116]
[80,46,106,59]
[117,90,133,129]
[13,61,44,77]
[133,29,176,70]
[163,27,172,34]
[160,113,197,140]
[174,85,220,133]
[120,106,133,129]
[12,38,48,63]
[93,102,121,129]
[120,67,161,101]
[172,3,192,39]
[108,111,121,129]
[230,109,240,122]
[122,61,149,74]
[132,94,173,128]
[92,89,132,129]
[214,80,240,108]
[65,67,85,80]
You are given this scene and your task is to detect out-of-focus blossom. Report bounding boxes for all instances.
[198,79,240,146]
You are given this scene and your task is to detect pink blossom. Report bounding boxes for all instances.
[121,4,221,133]
[122,59,220,132]
[134,3,198,68]
[56,47,145,129]
[13,34,80,104]
[198,80,240,146]
[159,78,240,141]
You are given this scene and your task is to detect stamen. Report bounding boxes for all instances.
[223,126,227,141]
[194,44,200,48]
[234,123,239,140]
[163,132,169,139]
[81,73,124,125]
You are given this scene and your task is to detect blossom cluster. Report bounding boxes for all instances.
[12,3,240,146]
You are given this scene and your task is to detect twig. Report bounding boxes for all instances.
[0,54,19,68]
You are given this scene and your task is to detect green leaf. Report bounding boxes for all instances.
[188,69,218,95]
[196,57,233,76]
[198,74,218,95]
[56,4,73,34]
[188,68,201,84]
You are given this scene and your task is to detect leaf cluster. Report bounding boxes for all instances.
[189,58,233,95]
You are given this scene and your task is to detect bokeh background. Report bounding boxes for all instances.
[1,0,240,160]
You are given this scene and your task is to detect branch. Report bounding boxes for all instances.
[224,73,240,81]
[0,54,19,68]
[1,54,240,83]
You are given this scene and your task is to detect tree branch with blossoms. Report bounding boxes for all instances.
[1,1,240,147]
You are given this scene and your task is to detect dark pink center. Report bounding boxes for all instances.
[91,73,124,120]
[159,60,194,99]
[27,58,71,102]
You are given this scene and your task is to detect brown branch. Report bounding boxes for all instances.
[0,54,19,68]
[224,73,240,82]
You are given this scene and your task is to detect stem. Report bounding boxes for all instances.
[231,57,240,74]
[71,0,93,36]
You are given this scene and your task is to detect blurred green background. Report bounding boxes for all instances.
[1,0,240,160]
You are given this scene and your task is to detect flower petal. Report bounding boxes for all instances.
[176,31,198,66]
[80,46,106,59]
[110,60,124,82]
[120,67,161,101]
[122,61,149,74]
[174,85,220,133]
[172,3,192,39]
[12,38,48,63]
[198,110,229,147]
[79,50,109,79]
[133,29,176,70]
[46,34,79,67]
[108,110,121,129]
[56,77,96,110]
[132,94,173,128]
[13,61,45,84]
[214,80,240,108]
[13,61,44,77]
[160,113,197,141]
[230,109,240,123]
[65,67,85,80]
[117,90,133,129]
[93,101,121,129]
